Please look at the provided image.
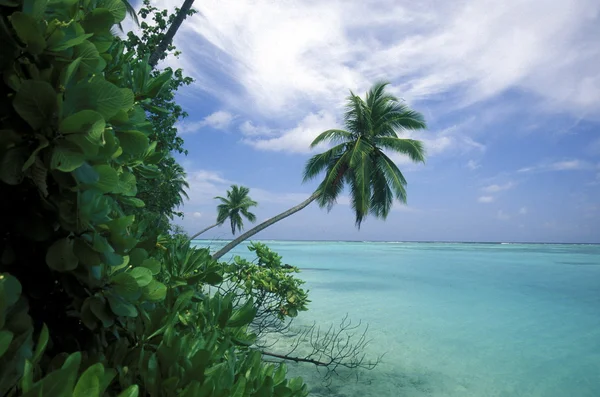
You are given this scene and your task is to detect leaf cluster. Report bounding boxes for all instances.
[0,1,307,396]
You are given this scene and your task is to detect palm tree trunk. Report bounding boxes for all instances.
[212,192,320,260]
[148,0,195,68]
[188,222,219,241]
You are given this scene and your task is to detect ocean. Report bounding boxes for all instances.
[193,240,600,397]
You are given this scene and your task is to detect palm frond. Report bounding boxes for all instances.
[373,104,427,137]
[117,0,139,31]
[310,129,354,148]
[373,137,426,163]
[344,92,372,136]
[240,208,257,223]
[347,150,373,227]
[376,153,408,203]
[302,143,347,182]
[317,151,351,208]
[369,166,393,219]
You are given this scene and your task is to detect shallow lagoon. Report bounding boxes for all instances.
[195,240,600,396]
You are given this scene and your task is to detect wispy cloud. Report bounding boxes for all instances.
[519,207,528,215]
[478,196,495,203]
[497,210,510,221]
[239,120,277,137]
[158,0,600,121]
[482,181,516,193]
[467,160,481,170]
[177,111,235,134]
[242,111,336,153]
[518,159,594,173]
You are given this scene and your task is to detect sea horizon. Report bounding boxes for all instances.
[192,238,600,246]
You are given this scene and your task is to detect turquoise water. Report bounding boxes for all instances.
[194,240,600,397]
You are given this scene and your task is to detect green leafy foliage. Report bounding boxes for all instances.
[0,1,307,396]
[225,243,310,321]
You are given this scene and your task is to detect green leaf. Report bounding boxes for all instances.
[23,0,47,20]
[116,130,149,157]
[88,297,114,327]
[103,251,124,267]
[31,324,49,364]
[51,145,85,172]
[129,267,152,287]
[111,273,141,301]
[227,299,257,328]
[0,147,26,185]
[142,279,166,302]
[106,294,138,317]
[46,238,79,271]
[73,162,99,185]
[114,172,137,196]
[73,363,103,397]
[61,57,82,87]
[59,110,105,136]
[72,41,101,78]
[273,364,286,385]
[129,248,147,267]
[88,30,114,53]
[10,12,46,55]
[231,377,247,397]
[145,69,173,98]
[0,273,22,308]
[82,8,115,33]
[140,258,160,275]
[0,330,13,358]
[22,135,49,171]
[120,196,145,208]
[13,80,56,130]
[51,33,94,52]
[92,165,118,193]
[119,88,134,112]
[116,385,139,397]
[21,360,33,393]
[64,78,126,120]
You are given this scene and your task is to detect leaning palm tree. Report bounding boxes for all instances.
[189,185,258,241]
[212,82,427,260]
[148,0,196,67]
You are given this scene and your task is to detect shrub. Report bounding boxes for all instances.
[0,1,307,396]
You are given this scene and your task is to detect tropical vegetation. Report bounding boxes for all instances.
[189,185,258,241]
[212,82,427,259]
[0,1,308,396]
[0,0,425,395]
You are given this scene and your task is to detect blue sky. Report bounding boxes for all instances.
[146,0,599,243]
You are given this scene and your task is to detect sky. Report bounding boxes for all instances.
[143,0,599,243]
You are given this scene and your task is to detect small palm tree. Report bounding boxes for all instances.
[212,82,426,260]
[189,185,258,241]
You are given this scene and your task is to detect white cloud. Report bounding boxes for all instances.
[388,122,485,165]
[242,111,336,153]
[177,111,235,134]
[155,0,600,121]
[239,120,277,137]
[467,160,480,170]
[519,207,528,215]
[518,159,594,173]
[192,212,202,218]
[482,182,516,193]
[497,210,510,220]
[478,196,494,203]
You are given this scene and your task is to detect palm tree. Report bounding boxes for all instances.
[212,82,427,260]
[148,0,196,68]
[189,185,258,241]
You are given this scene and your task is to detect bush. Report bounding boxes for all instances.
[0,1,307,396]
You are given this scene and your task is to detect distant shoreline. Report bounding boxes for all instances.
[190,239,600,246]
